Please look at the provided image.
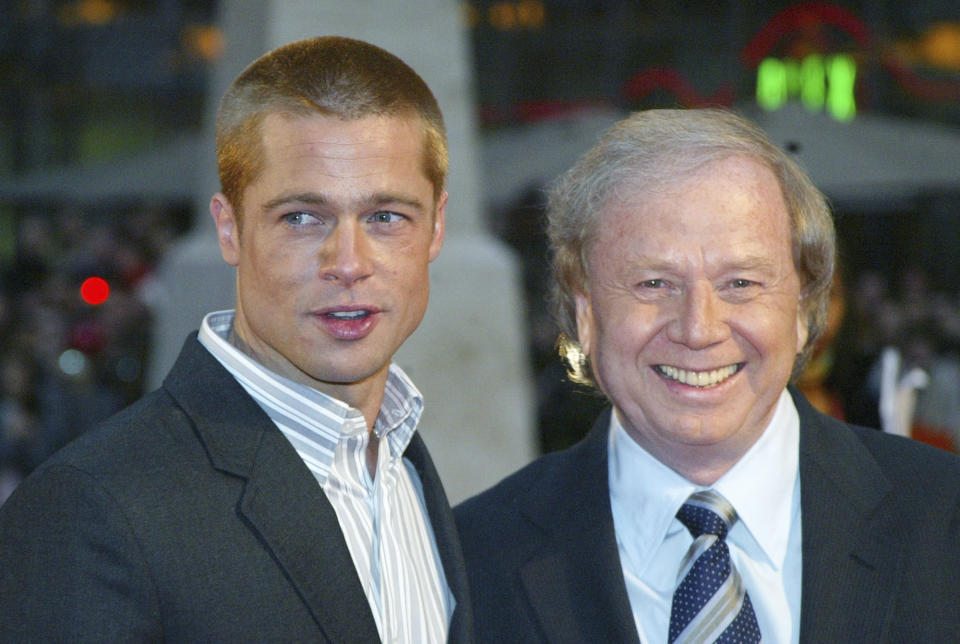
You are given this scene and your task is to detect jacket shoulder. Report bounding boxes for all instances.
[848,420,960,502]
[457,432,593,518]
[799,390,960,500]
[455,413,610,554]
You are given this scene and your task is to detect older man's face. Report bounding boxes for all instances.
[575,155,807,482]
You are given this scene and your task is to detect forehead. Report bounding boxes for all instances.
[258,111,427,159]
[248,112,432,195]
[235,112,437,224]
[594,155,793,262]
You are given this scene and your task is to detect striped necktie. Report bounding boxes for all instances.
[668,490,762,643]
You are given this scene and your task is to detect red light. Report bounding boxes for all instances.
[80,276,110,306]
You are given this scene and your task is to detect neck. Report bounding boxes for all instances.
[616,416,750,487]
[673,459,735,487]
[226,323,385,432]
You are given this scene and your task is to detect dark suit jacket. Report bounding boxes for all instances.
[0,334,473,643]
[455,388,960,643]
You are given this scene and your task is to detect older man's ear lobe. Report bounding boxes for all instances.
[796,313,809,355]
[795,293,810,354]
[574,292,593,357]
[210,194,240,266]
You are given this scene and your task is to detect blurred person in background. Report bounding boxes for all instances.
[0,208,158,486]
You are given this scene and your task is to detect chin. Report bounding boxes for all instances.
[661,415,744,444]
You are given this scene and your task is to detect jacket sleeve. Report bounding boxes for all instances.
[0,463,163,643]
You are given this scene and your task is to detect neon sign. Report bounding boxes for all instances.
[479,3,960,126]
[756,54,857,121]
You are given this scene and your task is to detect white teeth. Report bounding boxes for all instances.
[328,310,368,319]
[657,364,740,388]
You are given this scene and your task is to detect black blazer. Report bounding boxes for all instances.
[0,334,473,643]
[455,389,960,643]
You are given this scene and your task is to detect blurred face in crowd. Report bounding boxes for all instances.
[575,155,807,484]
[211,112,446,423]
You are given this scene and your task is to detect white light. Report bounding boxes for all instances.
[58,349,88,376]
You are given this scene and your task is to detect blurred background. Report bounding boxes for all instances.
[2,0,960,503]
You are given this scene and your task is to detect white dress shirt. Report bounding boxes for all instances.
[609,389,803,643]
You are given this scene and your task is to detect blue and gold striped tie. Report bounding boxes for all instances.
[668,490,762,643]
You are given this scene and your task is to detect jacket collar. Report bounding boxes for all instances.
[164,334,474,642]
[515,409,641,643]
[511,389,903,643]
[793,387,901,642]
[163,334,380,641]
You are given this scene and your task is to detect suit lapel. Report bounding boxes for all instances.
[405,435,474,643]
[516,411,640,643]
[163,336,379,642]
[794,390,903,642]
[237,430,380,642]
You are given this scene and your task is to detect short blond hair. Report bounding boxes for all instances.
[215,36,447,227]
[548,108,835,386]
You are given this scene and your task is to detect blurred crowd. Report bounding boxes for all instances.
[801,264,960,452]
[0,204,183,503]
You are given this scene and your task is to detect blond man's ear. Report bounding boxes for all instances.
[210,193,240,266]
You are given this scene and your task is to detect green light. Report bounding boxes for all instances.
[756,54,857,121]
[827,54,857,121]
[757,58,788,111]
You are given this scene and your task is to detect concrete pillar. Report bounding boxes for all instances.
[148,0,535,502]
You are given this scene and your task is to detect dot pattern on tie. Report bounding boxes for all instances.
[668,490,762,644]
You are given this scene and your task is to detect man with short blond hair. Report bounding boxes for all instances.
[0,36,473,643]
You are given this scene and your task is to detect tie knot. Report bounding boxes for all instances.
[676,490,737,539]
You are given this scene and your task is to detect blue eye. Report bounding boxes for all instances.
[368,211,404,224]
[283,212,317,226]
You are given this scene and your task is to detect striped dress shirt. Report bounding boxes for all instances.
[198,310,453,643]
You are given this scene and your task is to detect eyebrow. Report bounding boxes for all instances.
[260,191,427,213]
